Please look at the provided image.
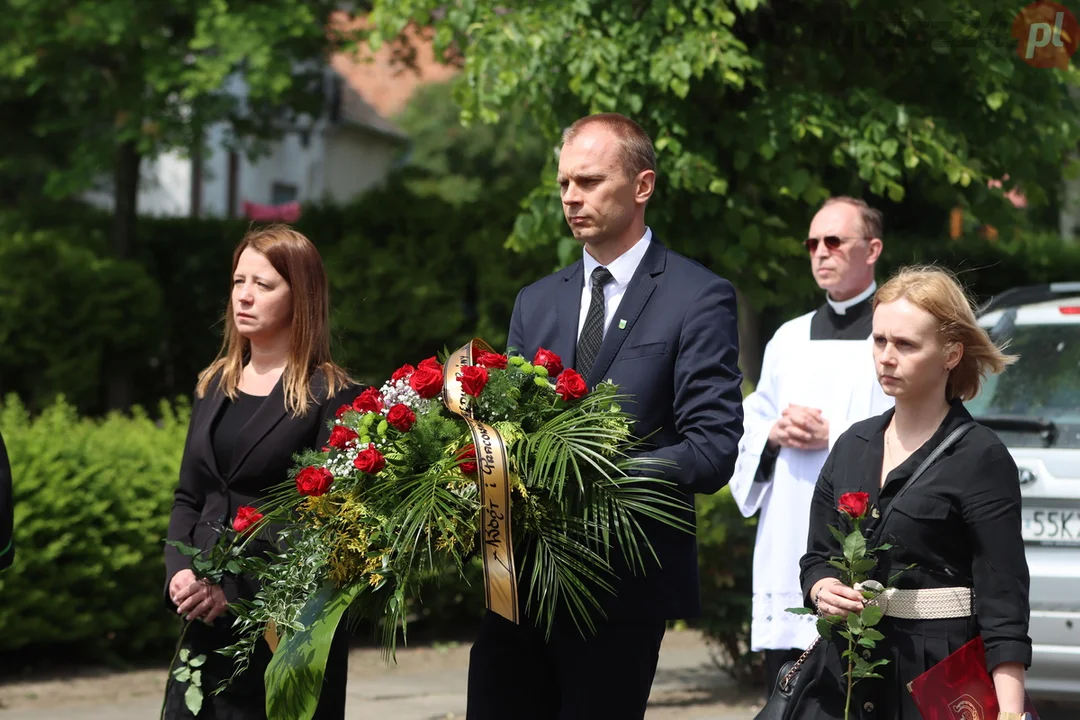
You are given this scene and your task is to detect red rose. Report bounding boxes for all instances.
[391,363,415,382]
[456,444,478,475]
[475,351,508,370]
[533,347,564,377]
[418,356,443,373]
[458,365,489,397]
[233,505,263,535]
[353,444,387,474]
[296,466,334,497]
[334,403,352,419]
[555,368,589,402]
[838,492,871,520]
[352,387,384,414]
[327,425,359,450]
[386,403,416,432]
[410,366,444,399]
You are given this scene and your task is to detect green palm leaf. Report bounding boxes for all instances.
[523,518,616,638]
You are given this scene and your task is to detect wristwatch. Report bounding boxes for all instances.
[997,712,1032,720]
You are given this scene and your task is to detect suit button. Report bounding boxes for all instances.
[863,701,875,712]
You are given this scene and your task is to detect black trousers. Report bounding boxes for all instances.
[763,648,805,698]
[466,611,667,720]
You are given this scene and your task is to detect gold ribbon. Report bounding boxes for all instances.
[443,339,520,624]
[264,620,280,652]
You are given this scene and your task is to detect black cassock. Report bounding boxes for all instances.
[797,400,1032,720]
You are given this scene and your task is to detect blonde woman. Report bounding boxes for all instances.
[163,225,357,719]
[798,266,1031,720]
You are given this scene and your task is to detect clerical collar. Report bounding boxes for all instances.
[826,282,876,316]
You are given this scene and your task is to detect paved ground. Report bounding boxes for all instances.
[0,629,763,719]
[4,630,1078,719]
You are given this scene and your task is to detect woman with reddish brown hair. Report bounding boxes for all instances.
[163,224,356,719]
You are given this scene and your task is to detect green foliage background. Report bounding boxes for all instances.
[0,395,188,661]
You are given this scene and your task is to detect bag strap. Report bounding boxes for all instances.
[870,420,978,546]
[780,636,821,691]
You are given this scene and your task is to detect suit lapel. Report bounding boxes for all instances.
[556,261,584,370]
[197,381,228,482]
[227,378,288,480]
[586,241,666,387]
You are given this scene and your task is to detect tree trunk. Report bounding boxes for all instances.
[106,140,142,411]
[111,140,141,258]
[735,287,762,391]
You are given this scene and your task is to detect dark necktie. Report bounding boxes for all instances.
[576,266,614,379]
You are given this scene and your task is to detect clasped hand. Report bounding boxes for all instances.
[814,579,866,618]
[169,569,228,623]
[769,404,829,451]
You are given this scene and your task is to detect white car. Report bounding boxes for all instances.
[973,282,1080,704]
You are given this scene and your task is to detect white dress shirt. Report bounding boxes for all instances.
[577,228,653,341]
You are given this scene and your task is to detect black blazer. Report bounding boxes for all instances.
[0,431,12,571]
[508,239,744,620]
[164,370,357,604]
[800,400,1032,671]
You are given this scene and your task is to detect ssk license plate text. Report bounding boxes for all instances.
[1022,507,1080,544]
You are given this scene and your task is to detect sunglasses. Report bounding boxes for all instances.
[803,235,868,253]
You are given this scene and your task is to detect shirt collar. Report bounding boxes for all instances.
[826,280,876,316]
[582,227,653,287]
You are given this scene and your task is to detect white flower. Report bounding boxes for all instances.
[380,378,433,414]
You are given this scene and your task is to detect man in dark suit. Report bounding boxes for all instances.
[466,113,744,719]
[0,431,13,571]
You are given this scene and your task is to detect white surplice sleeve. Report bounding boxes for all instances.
[730,328,786,518]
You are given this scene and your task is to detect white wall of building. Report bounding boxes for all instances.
[83,72,406,218]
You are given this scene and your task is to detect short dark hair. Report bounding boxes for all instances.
[561,113,656,180]
[822,196,884,240]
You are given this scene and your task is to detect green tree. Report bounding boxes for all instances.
[367,0,1080,316]
[0,0,358,407]
[0,0,350,257]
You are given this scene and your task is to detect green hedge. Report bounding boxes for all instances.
[0,228,164,413]
[0,188,553,418]
[0,394,189,661]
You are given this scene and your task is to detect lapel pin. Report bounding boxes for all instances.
[618,319,627,330]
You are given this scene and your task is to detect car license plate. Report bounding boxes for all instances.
[1022,507,1080,545]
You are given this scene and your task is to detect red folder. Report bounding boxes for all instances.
[907,636,1039,719]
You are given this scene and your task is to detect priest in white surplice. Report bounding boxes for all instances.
[731,196,894,693]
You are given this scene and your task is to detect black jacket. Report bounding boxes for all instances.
[508,240,744,620]
[164,370,355,604]
[0,431,12,571]
[798,401,1031,719]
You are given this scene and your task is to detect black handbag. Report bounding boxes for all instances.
[753,637,824,720]
[752,420,978,720]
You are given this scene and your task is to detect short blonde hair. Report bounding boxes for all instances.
[874,266,1016,401]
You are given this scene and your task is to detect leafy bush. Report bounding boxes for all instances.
[0,228,163,412]
[0,394,189,663]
